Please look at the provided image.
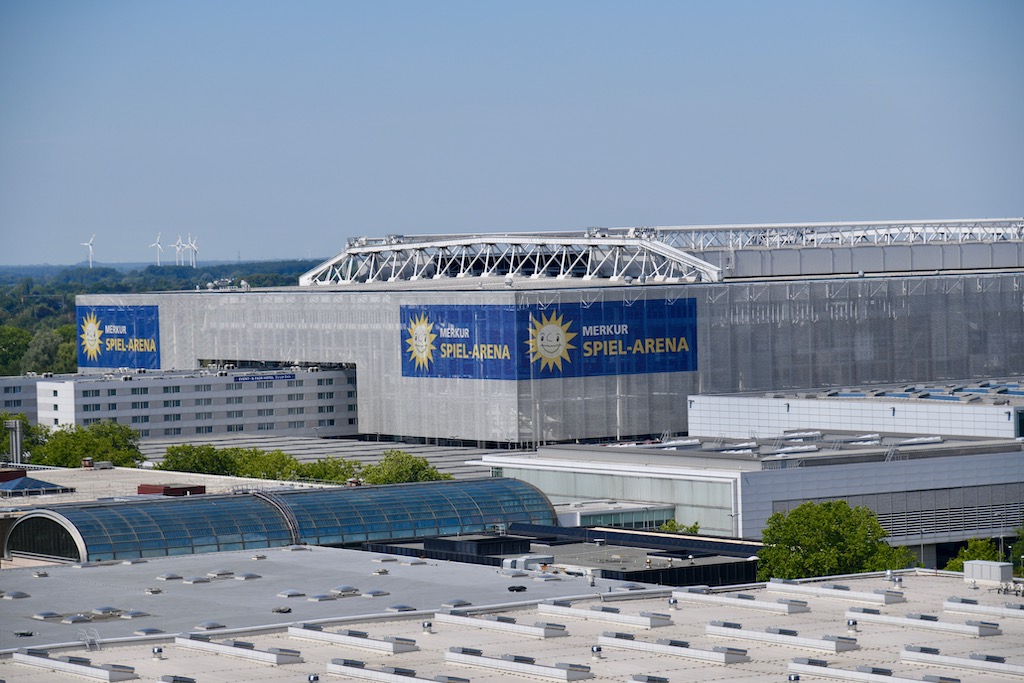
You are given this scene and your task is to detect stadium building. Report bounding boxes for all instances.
[70,218,1024,447]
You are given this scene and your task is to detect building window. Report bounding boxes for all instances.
[317,391,334,400]
[227,424,244,432]
[257,422,274,431]
[83,418,99,426]
[163,399,181,408]
[83,389,100,398]
[138,429,149,437]
[257,395,273,403]
[83,404,101,412]
[226,410,243,419]
[255,381,273,389]
[348,404,356,412]
[195,411,213,420]
[52,404,58,410]
[226,382,243,390]
[287,393,303,401]
[4,386,22,394]
[131,415,150,424]
[318,405,334,414]
[107,388,117,396]
[257,408,274,417]
[317,378,334,386]
[195,425,213,434]
[347,390,356,398]
[131,387,149,395]
[164,414,181,422]
[53,418,59,425]
[195,384,212,392]
[226,396,243,405]
[287,420,305,428]
[287,407,304,415]
[163,385,181,394]
[131,401,149,410]
[287,379,303,387]
[195,397,212,406]
[348,418,357,425]
[317,419,335,427]
[4,399,22,408]
[164,427,182,436]
[52,390,58,397]
[107,403,117,410]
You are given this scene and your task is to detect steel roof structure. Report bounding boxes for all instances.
[300,218,1024,286]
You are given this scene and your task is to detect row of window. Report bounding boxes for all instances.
[70,379,351,397]
[71,405,356,417]
[70,392,356,407]
[67,418,355,431]
[75,389,356,401]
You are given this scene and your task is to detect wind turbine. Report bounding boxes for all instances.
[81,234,95,268]
[149,232,163,266]
[187,234,199,268]
[174,235,184,266]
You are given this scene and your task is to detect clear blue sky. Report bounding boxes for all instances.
[1,1,1022,266]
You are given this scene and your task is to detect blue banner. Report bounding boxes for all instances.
[401,305,518,379]
[77,305,161,370]
[400,298,697,380]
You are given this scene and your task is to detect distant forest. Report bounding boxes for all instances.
[0,259,322,376]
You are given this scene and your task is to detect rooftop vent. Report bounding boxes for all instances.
[134,627,164,636]
[194,621,225,630]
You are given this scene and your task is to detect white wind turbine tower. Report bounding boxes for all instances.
[149,232,163,266]
[187,234,199,268]
[81,234,95,268]
[174,235,184,266]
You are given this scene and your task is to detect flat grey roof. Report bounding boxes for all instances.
[1,550,1020,682]
[724,376,1024,409]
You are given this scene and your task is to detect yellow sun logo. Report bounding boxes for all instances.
[80,311,103,362]
[405,312,437,371]
[525,311,576,372]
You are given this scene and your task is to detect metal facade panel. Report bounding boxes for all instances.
[744,450,1024,541]
[79,272,1024,444]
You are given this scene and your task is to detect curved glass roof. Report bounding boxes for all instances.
[279,478,557,546]
[5,478,556,562]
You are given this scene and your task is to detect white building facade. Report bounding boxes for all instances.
[30,367,358,439]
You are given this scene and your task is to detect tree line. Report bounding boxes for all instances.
[0,416,449,485]
[0,260,321,376]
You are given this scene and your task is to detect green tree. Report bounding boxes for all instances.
[297,456,360,483]
[234,448,301,480]
[757,500,915,580]
[31,421,143,468]
[658,519,701,534]
[157,444,240,475]
[360,449,452,485]
[52,324,79,374]
[19,328,63,374]
[0,325,32,375]
[0,412,48,460]
[944,538,1000,572]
